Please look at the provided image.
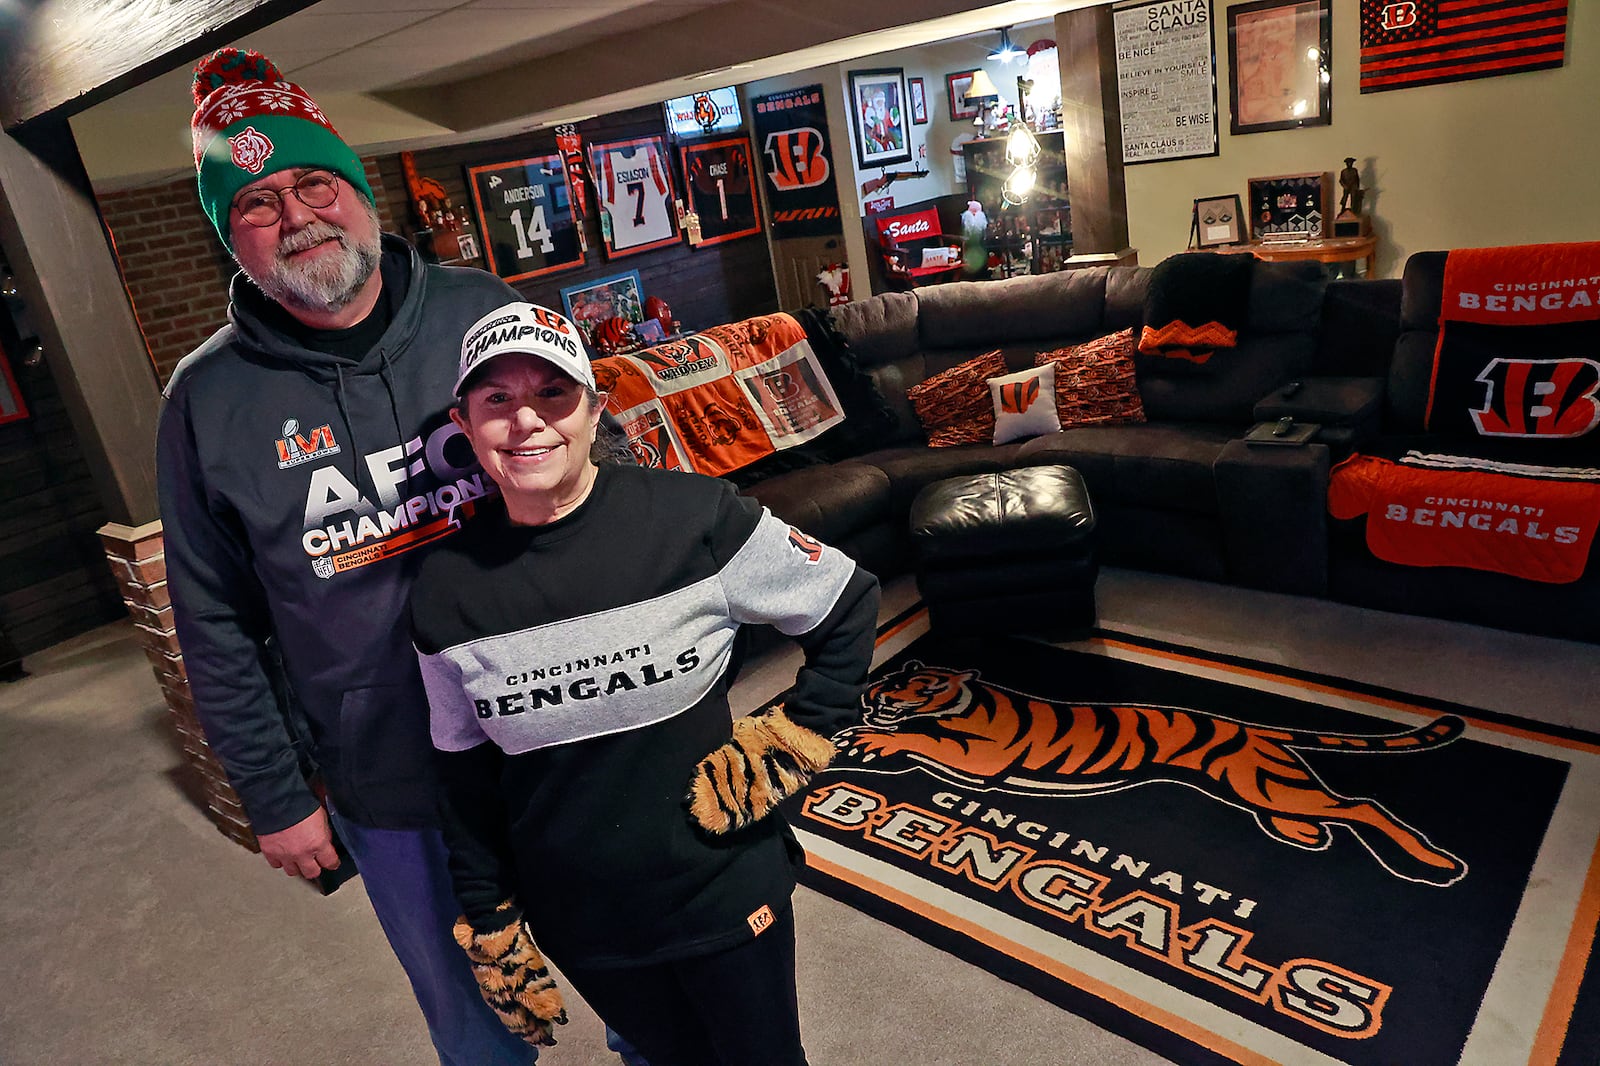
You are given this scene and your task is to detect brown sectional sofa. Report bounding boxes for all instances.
[736,261,1339,600]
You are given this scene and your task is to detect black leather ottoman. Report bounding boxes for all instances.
[909,465,1098,637]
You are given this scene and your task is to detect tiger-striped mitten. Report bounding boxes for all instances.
[452,902,567,1047]
[687,705,836,834]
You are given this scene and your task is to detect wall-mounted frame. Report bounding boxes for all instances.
[587,135,680,258]
[1113,0,1219,164]
[1247,171,1333,239]
[847,67,912,168]
[1227,0,1332,135]
[679,136,763,247]
[946,69,981,121]
[464,154,585,283]
[560,270,645,346]
[908,77,929,125]
[1192,194,1245,248]
[0,341,28,426]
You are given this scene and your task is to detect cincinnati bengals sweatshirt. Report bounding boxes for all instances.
[410,463,879,967]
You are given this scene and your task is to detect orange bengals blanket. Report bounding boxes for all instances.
[593,313,845,477]
[1328,451,1600,584]
[1425,242,1600,445]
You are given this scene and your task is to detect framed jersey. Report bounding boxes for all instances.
[588,134,680,258]
[465,154,585,283]
[679,137,762,247]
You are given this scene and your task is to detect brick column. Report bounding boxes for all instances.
[97,520,258,852]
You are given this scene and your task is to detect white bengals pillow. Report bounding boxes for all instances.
[987,364,1062,444]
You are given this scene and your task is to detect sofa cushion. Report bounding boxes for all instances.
[907,349,1006,446]
[1016,422,1239,515]
[1134,259,1325,424]
[740,460,894,545]
[915,268,1110,348]
[988,364,1061,444]
[854,443,1028,515]
[1034,328,1146,430]
[833,290,921,370]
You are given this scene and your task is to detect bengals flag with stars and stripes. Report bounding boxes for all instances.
[1360,0,1568,94]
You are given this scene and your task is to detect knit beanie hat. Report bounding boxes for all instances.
[190,48,374,249]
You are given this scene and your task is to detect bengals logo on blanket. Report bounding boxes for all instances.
[1428,244,1600,443]
[1471,358,1600,439]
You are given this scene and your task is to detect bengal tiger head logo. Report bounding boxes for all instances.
[592,362,621,394]
[859,662,978,729]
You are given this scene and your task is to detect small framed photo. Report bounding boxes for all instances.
[946,69,981,121]
[1227,0,1332,135]
[847,67,912,168]
[559,270,645,345]
[1193,195,1245,248]
[908,77,929,125]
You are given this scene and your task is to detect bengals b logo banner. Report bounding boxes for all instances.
[751,85,843,238]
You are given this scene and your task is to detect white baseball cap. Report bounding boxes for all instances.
[455,301,596,395]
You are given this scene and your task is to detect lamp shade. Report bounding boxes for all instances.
[964,68,1002,104]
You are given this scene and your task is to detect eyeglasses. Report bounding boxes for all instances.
[232,170,341,227]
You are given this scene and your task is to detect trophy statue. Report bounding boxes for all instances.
[1333,157,1371,237]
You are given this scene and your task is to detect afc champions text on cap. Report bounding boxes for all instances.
[456,302,597,395]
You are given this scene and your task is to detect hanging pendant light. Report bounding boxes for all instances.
[989,26,1023,64]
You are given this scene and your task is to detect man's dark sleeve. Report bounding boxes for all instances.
[157,387,318,835]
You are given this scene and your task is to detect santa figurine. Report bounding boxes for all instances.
[961,200,989,276]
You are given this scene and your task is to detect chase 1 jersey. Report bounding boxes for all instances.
[683,140,758,241]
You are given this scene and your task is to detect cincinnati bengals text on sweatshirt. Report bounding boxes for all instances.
[410,463,879,968]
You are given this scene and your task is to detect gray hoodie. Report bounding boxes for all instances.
[157,236,519,833]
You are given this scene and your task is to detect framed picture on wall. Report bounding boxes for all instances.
[946,69,981,121]
[847,67,912,168]
[587,135,680,257]
[679,136,763,247]
[908,77,929,124]
[1192,194,1245,247]
[1227,0,1332,135]
[464,154,585,283]
[560,270,646,346]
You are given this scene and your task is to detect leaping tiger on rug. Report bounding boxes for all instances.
[833,661,1468,886]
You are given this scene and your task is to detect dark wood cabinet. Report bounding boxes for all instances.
[962,131,1072,277]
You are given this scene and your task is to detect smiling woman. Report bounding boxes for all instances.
[409,297,880,1064]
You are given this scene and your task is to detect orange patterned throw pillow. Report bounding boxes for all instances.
[1034,328,1147,430]
[908,349,1008,447]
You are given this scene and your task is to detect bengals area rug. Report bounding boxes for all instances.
[784,619,1600,1066]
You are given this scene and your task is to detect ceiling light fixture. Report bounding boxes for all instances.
[989,26,1023,64]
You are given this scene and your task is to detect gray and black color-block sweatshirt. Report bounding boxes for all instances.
[411,463,880,968]
[158,236,519,834]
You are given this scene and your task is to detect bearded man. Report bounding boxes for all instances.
[156,49,643,1065]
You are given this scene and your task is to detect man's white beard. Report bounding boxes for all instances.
[246,206,381,313]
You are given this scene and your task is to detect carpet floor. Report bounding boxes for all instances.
[1,568,1593,1065]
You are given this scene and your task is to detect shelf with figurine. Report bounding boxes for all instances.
[960,114,1072,279]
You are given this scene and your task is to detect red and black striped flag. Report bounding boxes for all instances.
[1359,0,1568,94]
